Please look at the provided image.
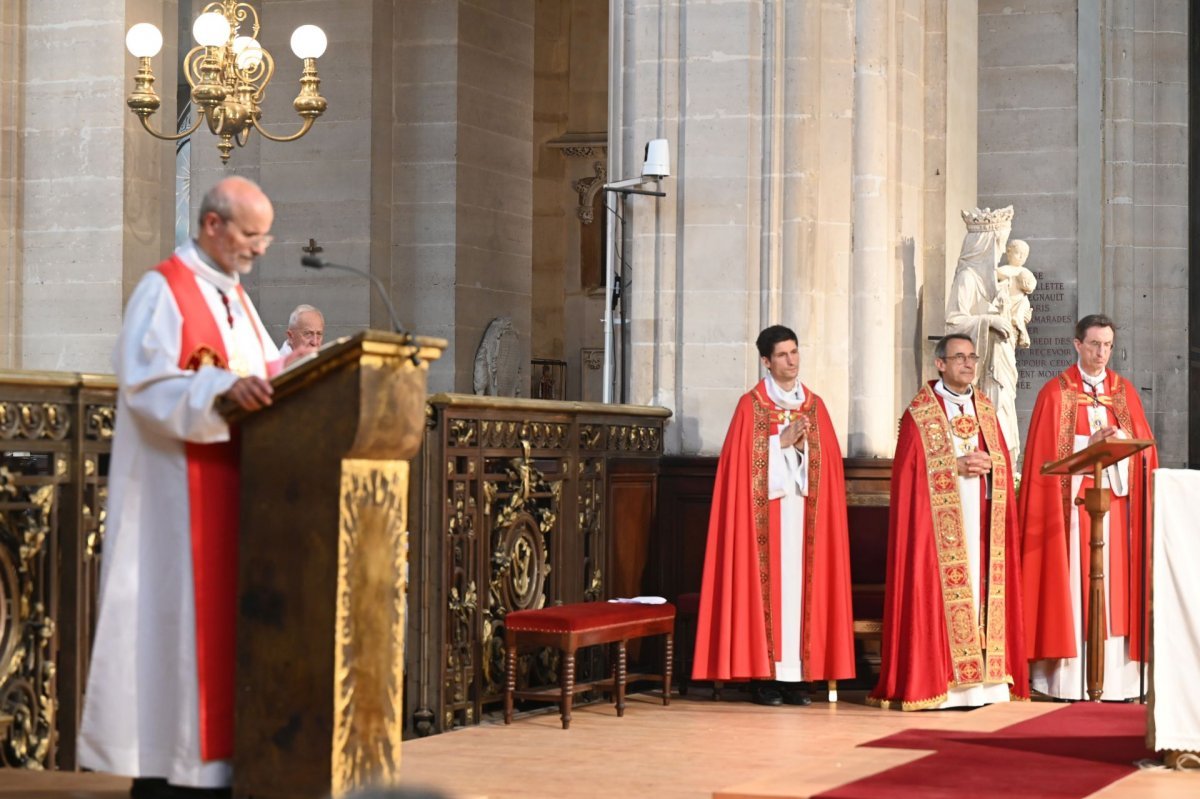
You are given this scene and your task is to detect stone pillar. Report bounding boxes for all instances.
[616,0,975,456]
[848,1,894,456]
[923,1,979,384]
[1102,0,1187,465]
[0,1,23,368]
[392,0,534,393]
[979,0,1186,465]
[13,0,173,372]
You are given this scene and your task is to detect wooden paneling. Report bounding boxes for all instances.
[646,456,716,603]
[650,456,893,620]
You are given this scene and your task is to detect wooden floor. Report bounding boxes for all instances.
[4,691,1198,798]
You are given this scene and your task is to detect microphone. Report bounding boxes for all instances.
[300,255,419,363]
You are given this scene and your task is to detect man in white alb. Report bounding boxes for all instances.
[79,176,279,799]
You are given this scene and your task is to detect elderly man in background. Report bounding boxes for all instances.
[79,176,279,799]
[278,303,325,362]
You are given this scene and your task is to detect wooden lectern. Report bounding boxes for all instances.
[1040,436,1154,702]
[224,331,445,799]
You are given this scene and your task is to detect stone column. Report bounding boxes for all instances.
[1102,0,1187,465]
[978,0,1186,465]
[848,1,894,456]
[0,1,23,368]
[391,0,534,393]
[14,0,173,372]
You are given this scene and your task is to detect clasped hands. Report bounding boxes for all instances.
[779,418,810,451]
[956,449,992,477]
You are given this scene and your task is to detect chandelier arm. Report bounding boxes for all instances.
[138,111,206,142]
[250,116,316,143]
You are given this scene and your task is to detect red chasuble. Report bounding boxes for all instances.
[692,379,855,682]
[1019,366,1157,662]
[157,255,259,760]
[870,383,1029,709]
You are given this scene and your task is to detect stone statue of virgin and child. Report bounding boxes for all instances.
[945,206,1036,464]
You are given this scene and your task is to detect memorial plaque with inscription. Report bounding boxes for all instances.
[1015,269,1076,464]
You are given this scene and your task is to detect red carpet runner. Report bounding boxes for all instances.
[815,703,1152,799]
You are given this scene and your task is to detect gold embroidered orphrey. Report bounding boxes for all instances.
[908,385,1009,691]
[750,383,822,675]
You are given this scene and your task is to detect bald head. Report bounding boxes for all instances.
[196,176,275,276]
[286,304,324,350]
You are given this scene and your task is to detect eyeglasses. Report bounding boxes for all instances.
[220,216,275,248]
[942,353,980,365]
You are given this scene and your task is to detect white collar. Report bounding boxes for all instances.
[176,239,239,293]
[933,379,973,408]
[765,376,805,410]
[1077,361,1106,389]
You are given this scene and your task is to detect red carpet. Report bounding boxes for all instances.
[815,703,1152,799]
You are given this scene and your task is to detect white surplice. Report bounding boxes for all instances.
[764,376,809,682]
[1030,365,1141,700]
[78,241,279,788]
[931,380,1010,709]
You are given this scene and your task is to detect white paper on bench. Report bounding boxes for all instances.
[607,596,667,604]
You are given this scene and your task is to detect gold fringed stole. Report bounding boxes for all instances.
[907,386,1008,686]
[749,386,822,671]
[1053,371,1136,533]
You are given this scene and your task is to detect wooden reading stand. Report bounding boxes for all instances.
[222,331,445,799]
[1040,436,1154,701]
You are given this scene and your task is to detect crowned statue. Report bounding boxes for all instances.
[945,206,1032,464]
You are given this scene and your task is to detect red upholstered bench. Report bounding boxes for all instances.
[504,601,675,729]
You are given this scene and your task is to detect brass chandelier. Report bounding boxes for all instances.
[125,1,328,162]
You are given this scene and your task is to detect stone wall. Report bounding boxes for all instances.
[11,0,174,372]
[979,0,1188,466]
[616,0,979,456]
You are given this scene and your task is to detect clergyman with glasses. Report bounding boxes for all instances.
[869,333,1029,710]
[79,176,280,799]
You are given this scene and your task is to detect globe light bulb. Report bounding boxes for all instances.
[125,23,163,58]
[192,11,231,48]
[233,36,264,70]
[290,25,327,59]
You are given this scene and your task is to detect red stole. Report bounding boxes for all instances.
[157,255,252,761]
[1019,366,1157,662]
[869,382,1028,709]
[692,380,856,682]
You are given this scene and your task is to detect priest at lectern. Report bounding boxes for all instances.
[78,177,280,798]
[1020,314,1158,701]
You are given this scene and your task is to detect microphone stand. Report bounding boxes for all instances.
[300,255,420,365]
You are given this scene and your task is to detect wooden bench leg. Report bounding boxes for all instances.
[615,640,627,717]
[663,632,673,706]
[828,679,838,703]
[505,639,517,724]
[561,649,576,730]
